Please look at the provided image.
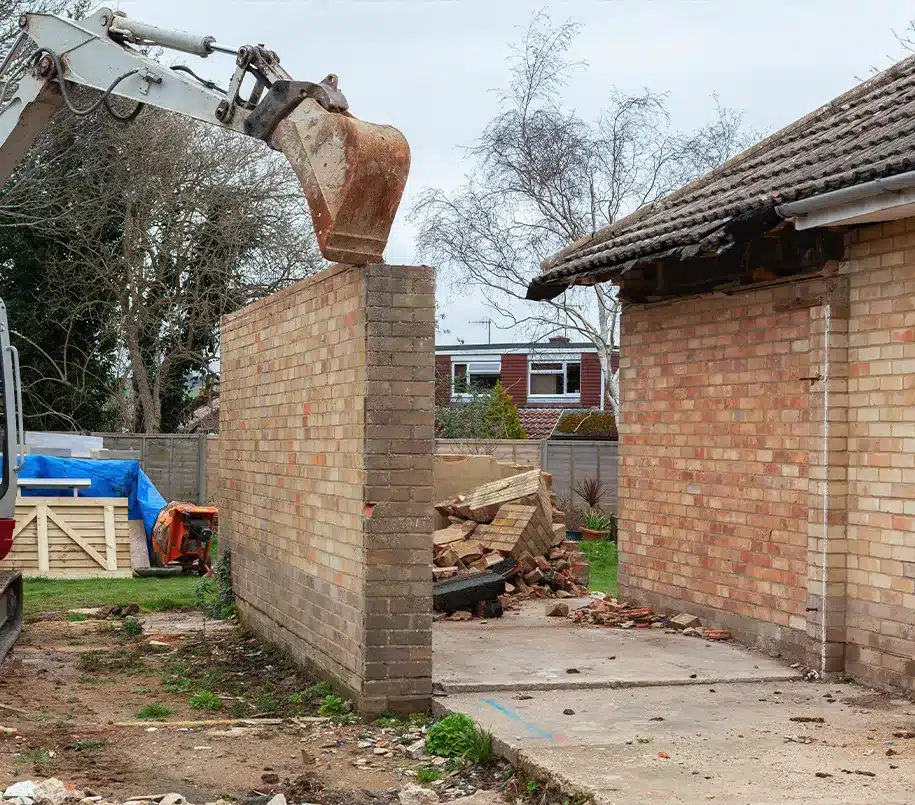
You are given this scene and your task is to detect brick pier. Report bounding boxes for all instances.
[219,263,435,716]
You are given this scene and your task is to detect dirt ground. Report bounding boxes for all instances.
[0,613,513,805]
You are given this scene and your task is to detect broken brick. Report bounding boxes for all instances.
[524,568,544,586]
[546,601,569,617]
[670,613,701,630]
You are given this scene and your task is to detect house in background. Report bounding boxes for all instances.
[435,336,619,437]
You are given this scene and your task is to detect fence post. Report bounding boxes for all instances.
[197,433,207,505]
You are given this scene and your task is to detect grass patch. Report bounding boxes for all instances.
[579,540,618,597]
[136,703,171,721]
[425,713,492,763]
[415,766,441,784]
[24,577,198,619]
[66,612,88,622]
[122,617,143,638]
[189,690,223,711]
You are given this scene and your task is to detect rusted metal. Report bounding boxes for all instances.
[272,99,410,265]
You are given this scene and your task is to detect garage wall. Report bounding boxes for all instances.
[618,284,814,656]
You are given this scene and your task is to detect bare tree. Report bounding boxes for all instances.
[412,13,754,415]
[3,103,324,432]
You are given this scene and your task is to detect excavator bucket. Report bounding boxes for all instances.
[272,99,410,266]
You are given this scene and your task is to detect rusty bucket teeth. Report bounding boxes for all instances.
[271,99,410,266]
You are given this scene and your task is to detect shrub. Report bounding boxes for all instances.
[425,713,493,763]
[483,381,526,439]
[122,617,143,638]
[573,477,606,509]
[196,549,235,619]
[556,493,584,532]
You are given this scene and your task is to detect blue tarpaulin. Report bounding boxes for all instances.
[19,456,166,539]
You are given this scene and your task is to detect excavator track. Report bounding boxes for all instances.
[0,571,22,664]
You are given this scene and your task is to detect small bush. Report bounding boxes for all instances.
[425,713,492,763]
[122,617,143,638]
[415,766,442,784]
[136,703,171,721]
[573,477,606,509]
[190,690,223,711]
[582,509,615,533]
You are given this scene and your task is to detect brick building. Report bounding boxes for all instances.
[436,338,618,437]
[528,55,915,692]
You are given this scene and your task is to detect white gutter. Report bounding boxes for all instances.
[776,170,915,230]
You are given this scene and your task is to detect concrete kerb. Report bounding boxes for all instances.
[436,670,802,695]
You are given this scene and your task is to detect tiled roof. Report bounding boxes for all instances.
[529,54,915,299]
[184,395,219,433]
[517,408,563,440]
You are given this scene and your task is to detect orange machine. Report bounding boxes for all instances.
[151,502,217,575]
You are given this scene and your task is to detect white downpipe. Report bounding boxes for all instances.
[821,304,831,678]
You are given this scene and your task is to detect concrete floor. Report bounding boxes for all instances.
[433,601,915,804]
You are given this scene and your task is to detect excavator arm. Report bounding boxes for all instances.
[0,5,411,265]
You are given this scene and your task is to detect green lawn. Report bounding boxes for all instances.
[23,576,199,619]
[580,540,618,597]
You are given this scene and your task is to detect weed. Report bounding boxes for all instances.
[130,686,153,694]
[839,672,855,684]
[415,766,441,785]
[66,612,88,622]
[16,748,55,774]
[76,651,104,673]
[253,692,279,714]
[374,713,399,729]
[135,703,171,721]
[230,700,250,718]
[122,617,143,638]
[425,713,493,763]
[162,675,191,693]
[527,781,541,795]
[67,696,79,705]
[73,738,106,753]
[145,595,186,612]
[304,681,333,700]
[196,550,235,619]
[636,736,651,744]
[190,690,223,711]
[317,695,347,717]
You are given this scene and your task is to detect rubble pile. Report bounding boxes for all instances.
[432,470,590,619]
[568,597,733,639]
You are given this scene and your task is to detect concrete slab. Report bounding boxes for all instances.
[433,600,800,692]
[440,682,915,804]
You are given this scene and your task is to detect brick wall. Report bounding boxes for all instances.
[501,354,528,406]
[220,263,434,716]
[580,353,602,407]
[617,217,915,693]
[843,220,915,693]
[619,285,814,657]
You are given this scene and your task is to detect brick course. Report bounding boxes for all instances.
[220,263,434,715]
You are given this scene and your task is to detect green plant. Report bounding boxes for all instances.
[66,612,88,622]
[582,509,615,533]
[556,493,584,532]
[415,766,442,785]
[318,694,347,717]
[526,781,541,795]
[162,674,191,693]
[73,738,106,753]
[76,651,104,673]
[425,713,492,763]
[195,549,235,619]
[304,681,333,700]
[190,690,223,711]
[135,703,171,721]
[573,477,606,509]
[122,617,143,638]
[483,381,527,439]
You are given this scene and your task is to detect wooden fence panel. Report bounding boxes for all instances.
[10,498,132,578]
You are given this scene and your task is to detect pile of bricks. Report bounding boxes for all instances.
[432,470,590,617]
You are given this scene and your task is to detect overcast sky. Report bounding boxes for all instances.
[113,0,915,344]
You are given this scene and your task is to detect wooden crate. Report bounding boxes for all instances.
[9,497,132,579]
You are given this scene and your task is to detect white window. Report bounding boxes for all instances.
[452,361,501,395]
[529,361,581,398]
